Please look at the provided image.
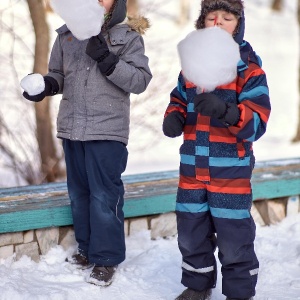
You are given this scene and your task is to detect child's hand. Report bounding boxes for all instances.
[86,34,109,62]
[162,111,185,138]
[86,34,119,76]
[20,74,58,102]
[194,93,240,126]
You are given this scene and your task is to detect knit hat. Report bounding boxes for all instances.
[195,0,245,44]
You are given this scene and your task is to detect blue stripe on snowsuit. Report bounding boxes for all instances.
[176,202,209,213]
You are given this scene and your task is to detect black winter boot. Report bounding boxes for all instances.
[86,265,118,286]
[65,253,92,269]
[175,288,212,300]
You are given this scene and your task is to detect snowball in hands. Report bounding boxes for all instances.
[51,0,105,40]
[20,74,45,96]
[177,27,241,92]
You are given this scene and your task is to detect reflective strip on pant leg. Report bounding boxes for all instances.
[182,261,214,274]
[249,268,259,276]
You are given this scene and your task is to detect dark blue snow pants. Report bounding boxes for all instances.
[63,139,128,266]
[176,177,259,299]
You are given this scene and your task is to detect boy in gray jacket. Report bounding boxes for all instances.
[21,0,152,286]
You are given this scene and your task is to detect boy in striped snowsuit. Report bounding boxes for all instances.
[163,1,270,299]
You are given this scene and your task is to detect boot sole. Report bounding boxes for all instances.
[86,276,113,287]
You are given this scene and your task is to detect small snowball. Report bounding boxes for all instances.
[20,74,45,96]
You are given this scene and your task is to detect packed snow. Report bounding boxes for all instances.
[50,0,105,40]
[1,214,300,300]
[177,27,240,92]
[20,73,45,96]
[0,0,300,299]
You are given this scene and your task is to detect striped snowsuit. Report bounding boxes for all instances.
[164,41,270,299]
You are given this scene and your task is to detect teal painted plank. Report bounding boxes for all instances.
[0,157,299,233]
[252,178,300,200]
[124,194,176,218]
[1,176,300,233]
[0,195,177,233]
[0,207,73,233]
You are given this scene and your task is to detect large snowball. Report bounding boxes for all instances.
[20,73,45,96]
[177,27,240,92]
[51,0,105,40]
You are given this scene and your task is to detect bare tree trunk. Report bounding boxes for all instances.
[127,0,139,17]
[177,0,190,25]
[293,0,300,142]
[271,0,283,11]
[44,0,53,13]
[27,0,62,182]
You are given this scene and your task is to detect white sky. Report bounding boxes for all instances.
[0,0,300,299]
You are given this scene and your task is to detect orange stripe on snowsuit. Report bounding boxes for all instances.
[185,81,197,88]
[179,175,207,189]
[241,100,270,124]
[237,141,246,158]
[165,106,185,116]
[170,96,186,107]
[196,168,210,182]
[210,127,236,143]
[184,124,196,140]
[244,66,265,82]
[207,178,251,194]
[196,115,210,132]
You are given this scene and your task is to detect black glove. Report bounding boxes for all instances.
[86,34,119,76]
[162,111,185,138]
[23,76,59,102]
[194,93,240,126]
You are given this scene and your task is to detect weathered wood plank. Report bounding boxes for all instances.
[0,158,299,233]
[252,177,300,200]
[0,207,73,233]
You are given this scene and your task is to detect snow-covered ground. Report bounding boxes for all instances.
[1,0,300,299]
[1,214,300,300]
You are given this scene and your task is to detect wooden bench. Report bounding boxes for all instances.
[1,157,300,234]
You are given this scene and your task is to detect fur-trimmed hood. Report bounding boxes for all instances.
[56,15,150,40]
[105,0,150,34]
[126,16,150,35]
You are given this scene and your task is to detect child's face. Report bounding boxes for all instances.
[204,10,238,35]
[98,0,115,13]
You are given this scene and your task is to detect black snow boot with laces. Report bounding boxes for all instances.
[86,265,118,286]
[175,288,212,300]
[65,253,92,269]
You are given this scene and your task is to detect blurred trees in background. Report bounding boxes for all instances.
[27,0,63,182]
[127,0,139,16]
[271,0,282,11]
[270,0,300,142]
[127,0,191,24]
[0,0,299,187]
[0,0,63,186]
[293,0,300,142]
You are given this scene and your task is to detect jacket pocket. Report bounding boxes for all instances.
[57,98,72,132]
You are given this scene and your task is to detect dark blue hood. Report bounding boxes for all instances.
[106,0,127,30]
[234,11,245,44]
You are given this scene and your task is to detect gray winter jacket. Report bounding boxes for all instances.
[46,18,152,145]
